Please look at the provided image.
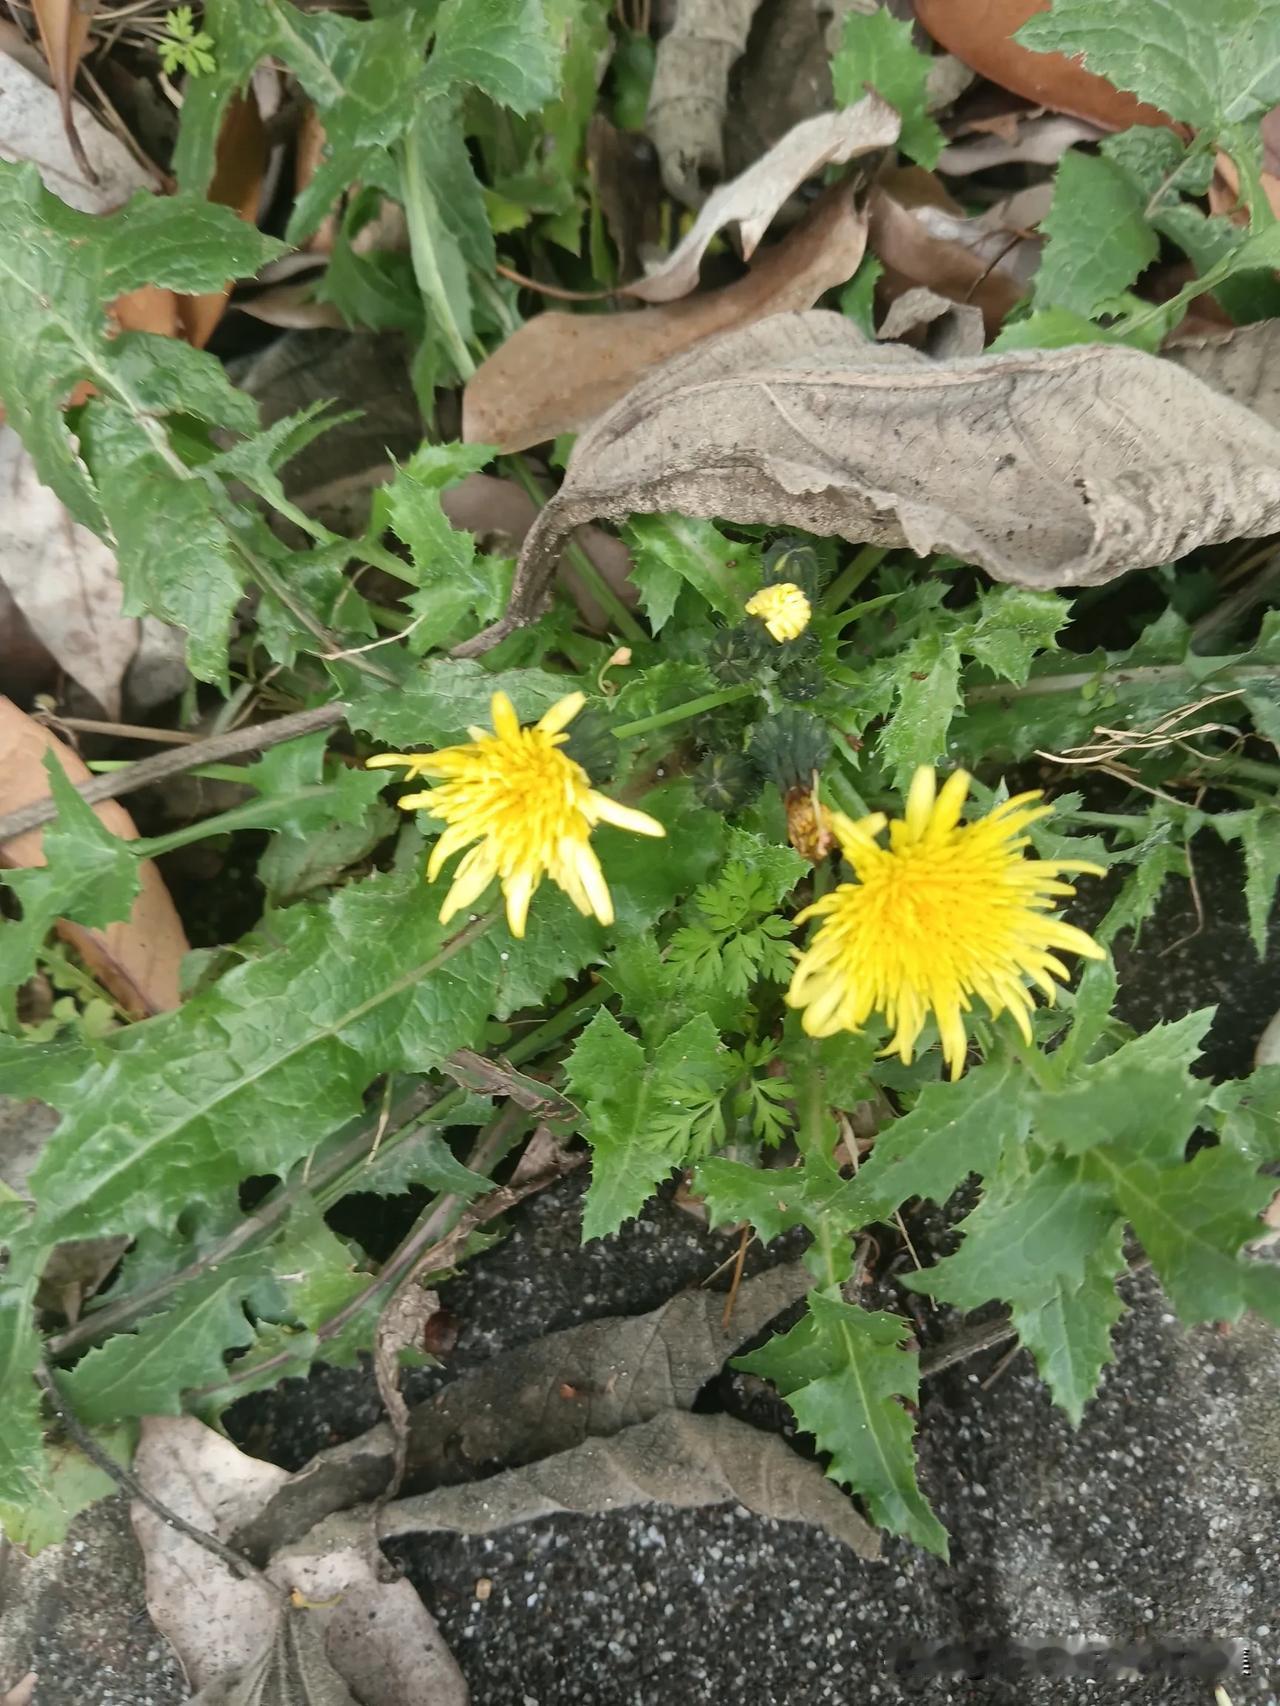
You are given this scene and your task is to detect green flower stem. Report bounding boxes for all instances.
[821,545,888,612]
[613,683,756,741]
[400,112,476,381]
[506,455,648,647]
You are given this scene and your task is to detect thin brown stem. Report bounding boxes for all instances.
[0,703,346,846]
[494,261,614,302]
[34,1362,282,1596]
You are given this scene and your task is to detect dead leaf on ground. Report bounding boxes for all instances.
[466,308,1280,651]
[464,182,868,450]
[132,1418,468,1706]
[179,95,269,350]
[380,1409,880,1558]
[645,0,764,206]
[877,286,984,358]
[627,93,899,302]
[30,0,99,180]
[937,111,1104,175]
[0,700,189,1016]
[230,1264,809,1560]
[0,46,156,211]
[1164,319,1280,433]
[587,113,664,279]
[868,174,1033,337]
[914,0,1169,131]
[374,1284,440,1495]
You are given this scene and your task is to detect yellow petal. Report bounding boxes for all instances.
[930,769,971,837]
[503,866,537,938]
[490,692,521,742]
[438,843,498,923]
[365,751,415,770]
[903,767,937,841]
[537,691,586,735]
[571,840,613,927]
[587,793,666,837]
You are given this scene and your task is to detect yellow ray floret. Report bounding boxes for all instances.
[366,691,664,938]
[744,581,811,642]
[786,766,1106,1079]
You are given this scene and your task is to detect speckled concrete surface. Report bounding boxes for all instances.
[6,846,1278,1705]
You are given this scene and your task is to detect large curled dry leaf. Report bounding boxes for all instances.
[1165,319,1280,434]
[132,1419,466,1706]
[380,1409,880,1558]
[0,700,188,1015]
[460,309,1280,653]
[914,0,1168,131]
[645,0,764,206]
[628,93,899,303]
[29,0,100,181]
[464,184,867,450]
[231,1264,810,1559]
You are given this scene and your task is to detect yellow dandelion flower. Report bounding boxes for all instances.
[745,581,811,643]
[787,767,1106,1079]
[367,691,664,938]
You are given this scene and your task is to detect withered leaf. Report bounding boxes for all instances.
[1164,319,1280,435]
[645,0,764,206]
[379,1409,881,1558]
[463,184,868,450]
[461,309,1280,653]
[877,287,984,359]
[628,94,898,302]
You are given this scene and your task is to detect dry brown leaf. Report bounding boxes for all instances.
[877,286,984,358]
[464,183,868,450]
[466,309,1280,652]
[179,95,269,350]
[132,1419,467,1706]
[627,93,899,302]
[235,285,348,331]
[1256,1008,1280,1070]
[868,180,1031,337]
[914,0,1169,131]
[0,700,189,1015]
[380,1409,881,1558]
[0,425,145,717]
[937,111,1104,175]
[645,0,763,206]
[30,0,98,179]
[587,113,664,278]
[0,47,155,212]
[1164,319,1280,434]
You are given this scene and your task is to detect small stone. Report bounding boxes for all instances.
[474,1577,493,1601]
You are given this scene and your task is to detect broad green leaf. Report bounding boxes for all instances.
[173,0,279,190]
[739,1291,947,1557]
[566,1009,735,1240]
[849,1061,1036,1221]
[1098,828,1189,944]
[1010,1221,1127,1424]
[251,1200,371,1331]
[0,1426,130,1554]
[1207,1065,1280,1164]
[964,588,1069,685]
[1101,128,1214,200]
[831,6,941,167]
[1055,956,1121,1072]
[60,1269,255,1424]
[699,1150,867,1281]
[839,257,883,336]
[0,755,140,1021]
[1034,151,1158,317]
[877,637,961,788]
[344,655,576,747]
[623,516,761,621]
[0,1279,43,1514]
[1032,1011,1214,1162]
[18,870,598,1246]
[1018,0,1280,130]
[425,0,560,112]
[1087,1143,1280,1325]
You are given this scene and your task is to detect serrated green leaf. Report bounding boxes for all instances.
[0,1426,130,1554]
[964,588,1069,685]
[0,1280,43,1514]
[18,870,597,1247]
[1087,1142,1279,1325]
[849,1060,1035,1221]
[383,443,505,651]
[988,306,1160,353]
[1009,1221,1127,1425]
[0,755,140,1022]
[1207,1065,1280,1164]
[1055,956,1121,1072]
[566,1009,735,1239]
[344,655,577,747]
[877,637,961,787]
[1032,1010,1214,1162]
[1102,127,1214,199]
[831,6,942,167]
[623,516,761,621]
[425,0,560,112]
[60,1268,255,1425]
[1212,808,1280,954]
[1018,0,1280,130]
[840,257,883,336]
[738,1291,947,1556]
[1034,151,1158,318]
[699,1149,866,1280]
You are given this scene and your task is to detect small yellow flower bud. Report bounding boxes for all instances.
[744,581,811,643]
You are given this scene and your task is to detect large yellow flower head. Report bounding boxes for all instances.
[367,691,664,938]
[787,767,1106,1079]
